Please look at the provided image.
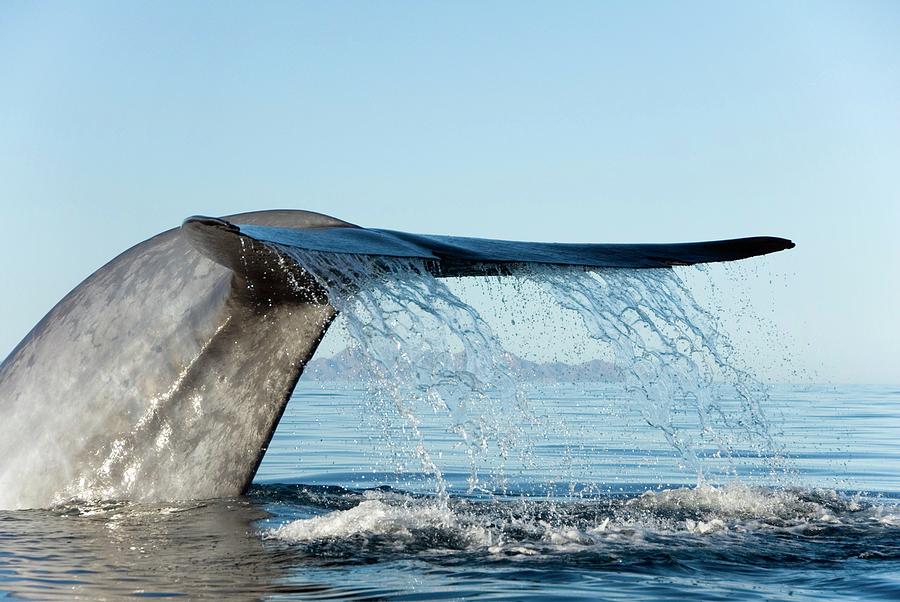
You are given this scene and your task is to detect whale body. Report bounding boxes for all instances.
[0,210,794,509]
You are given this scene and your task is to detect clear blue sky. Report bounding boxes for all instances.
[1,1,897,383]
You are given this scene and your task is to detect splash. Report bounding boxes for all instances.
[281,248,787,495]
[266,484,897,559]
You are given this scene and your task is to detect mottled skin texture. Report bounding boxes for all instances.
[0,210,349,509]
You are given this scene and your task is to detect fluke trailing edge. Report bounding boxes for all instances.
[0,209,794,509]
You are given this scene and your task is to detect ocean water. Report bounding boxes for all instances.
[0,382,898,600]
[1,259,897,600]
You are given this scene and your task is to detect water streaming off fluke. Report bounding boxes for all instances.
[281,248,787,496]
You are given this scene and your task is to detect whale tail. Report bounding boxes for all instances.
[182,213,795,283]
[0,209,794,508]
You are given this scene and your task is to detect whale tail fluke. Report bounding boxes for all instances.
[0,208,795,509]
[182,213,794,283]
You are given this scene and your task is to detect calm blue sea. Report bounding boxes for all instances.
[1,382,899,600]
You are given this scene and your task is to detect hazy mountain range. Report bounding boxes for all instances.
[303,348,622,383]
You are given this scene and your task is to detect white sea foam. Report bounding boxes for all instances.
[267,485,894,555]
[272,499,454,543]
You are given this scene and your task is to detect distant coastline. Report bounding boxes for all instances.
[304,349,622,383]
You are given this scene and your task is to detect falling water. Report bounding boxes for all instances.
[280,248,788,497]
[531,265,784,482]
[281,250,534,497]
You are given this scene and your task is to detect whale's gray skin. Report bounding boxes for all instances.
[0,209,794,509]
[0,210,345,509]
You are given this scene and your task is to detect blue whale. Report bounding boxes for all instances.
[0,210,793,508]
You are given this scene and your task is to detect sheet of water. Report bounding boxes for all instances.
[281,250,786,495]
